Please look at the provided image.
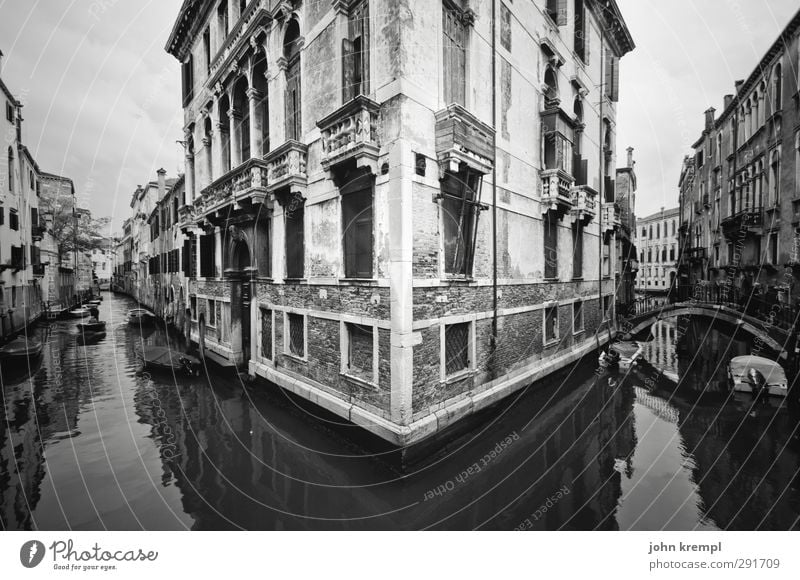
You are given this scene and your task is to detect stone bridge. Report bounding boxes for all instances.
[621,301,792,359]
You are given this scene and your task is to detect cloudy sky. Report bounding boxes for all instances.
[0,0,798,231]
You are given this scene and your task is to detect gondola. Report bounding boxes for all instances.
[77,320,106,333]
[142,346,201,376]
[68,306,91,318]
[128,308,157,326]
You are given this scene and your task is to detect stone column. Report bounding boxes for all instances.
[215,226,223,279]
[247,88,264,157]
[184,128,196,203]
[229,106,242,168]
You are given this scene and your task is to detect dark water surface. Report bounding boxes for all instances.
[1,294,798,530]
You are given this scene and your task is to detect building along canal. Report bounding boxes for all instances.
[1,293,798,530]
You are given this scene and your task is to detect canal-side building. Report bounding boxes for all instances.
[678,8,800,309]
[635,207,679,294]
[165,0,635,445]
[0,62,46,340]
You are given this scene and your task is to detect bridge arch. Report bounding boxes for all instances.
[624,303,789,359]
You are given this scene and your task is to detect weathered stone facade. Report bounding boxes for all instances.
[166,0,634,445]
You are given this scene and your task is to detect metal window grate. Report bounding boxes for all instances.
[261,309,272,360]
[288,313,304,358]
[445,322,469,375]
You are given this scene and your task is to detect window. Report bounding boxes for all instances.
[345,322,373,381]
[182,56,194,106]
[670,246,675,261]
[5,102,13,122]
[769,150,780,205]
[602,239,610,277]
[573,300,584,334]
[183,238,197,277]
[341,171,374,278]
[199,233,216,277]
[641,227,646,238]
[546,0,567,24]
[203,28,211,75]
[7,147,13,192]
[285,201,305,278]
[441,168,482,276]
[9,208,18,231]
[773,64,782,111]
[544,305,559,344]
[284,19,302,141]
[445,321,470,375]
[191,296,197,320]
[770,232,778,264]
[342,0,370,101]
[696,148,704,168]
[574,0,588,63]
[544,212,558,279]
[261,308,273,360]
[604,49,619,102]
[217,1,228,38]
[443,2,467,106]
[287,312,305,358]
[572,222,583,278]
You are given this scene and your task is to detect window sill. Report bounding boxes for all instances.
[573,329,585,337]
[443,368,476,385]
[543,277,560,283]
[442,275,475,284]
[571,276,584,281]
[340,372,377,390]
[339,278,378,286]
[283,352,308,364]
[543,338,559,348]
[284,278,307,284]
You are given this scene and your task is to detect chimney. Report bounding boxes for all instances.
[723,94,734,109]
[157,168,166,198]
[734,79,744,93]
[626,146,634,168]
[704,107,716,131]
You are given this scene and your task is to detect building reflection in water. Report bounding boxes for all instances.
[1,297,798,530]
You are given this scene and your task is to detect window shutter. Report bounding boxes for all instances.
[556,0,568,26]
[0,206,4,225]
[604,49,613,99]
[611,56,620,102]
[584,10,590,61]
[342,38,355,103]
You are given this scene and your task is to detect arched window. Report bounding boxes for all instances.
[283,19,302,141]
[716,133,722,166]
[769,149,780,206]
[752,89,759,133]
[543,66,559,107]
[745,99,752,141]
[7,147,13,192]
[773,64,782,111]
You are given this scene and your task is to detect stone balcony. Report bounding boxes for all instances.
[264,139,308,195]
[721,207,762,241]
[602,203,622,233]
[434,103,495,175]
[570,185,598,224]
[195,158,269,217]
[540,168,574,216]
[177,203,196,228]
[317,95,380,173]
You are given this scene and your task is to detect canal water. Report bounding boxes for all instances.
[1,294,798,530]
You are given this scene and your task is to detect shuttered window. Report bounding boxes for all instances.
[200,233,215,277]
[574,0,589,63]
[544,305,558,343]
[547,0,568,25]
[261,308,273,360]
[285,204,305,279]
[342,0,370,102]
[544,212,558,279]
[341,171,374,278]
[443,3,466,107]
[441,168,482,276]
[604,49,620,102]
[284,21,302,141]
[572,221,583,279]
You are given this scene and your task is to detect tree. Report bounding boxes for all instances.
[38,194,111,265]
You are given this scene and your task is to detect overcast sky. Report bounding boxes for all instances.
[0,0,798,231]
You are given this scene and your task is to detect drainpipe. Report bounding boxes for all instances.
[599,31,605,340]
[491,0,498,364]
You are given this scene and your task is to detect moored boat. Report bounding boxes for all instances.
[728,355,788,397]
[142,346,200,376]
[599,340,642,369]
[0,336,44,365]
[69,306,91,318]
[128,308,156,326]
[77,320,106,333]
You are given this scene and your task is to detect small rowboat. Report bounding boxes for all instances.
[728,355,788,397]
[142,346,200,376]
[77,320,106,333]
[0,337,44,365]
[69,306,91,318]
[599,340,643,370]
[86,299,101,306]
[128,308,156,326]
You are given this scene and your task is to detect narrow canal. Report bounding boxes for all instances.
[1,293,799,530]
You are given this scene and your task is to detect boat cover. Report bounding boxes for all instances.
[729,355,786,386]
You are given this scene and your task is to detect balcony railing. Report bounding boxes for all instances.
[264,139,308,194]
[434,103,495,175]
[195,158,269,215]
[541,168,574,216]
[687,247,707,262]
[570,185,598,224]
[177,204,196,227]
[721,207,762,241]
[318,95,380,172]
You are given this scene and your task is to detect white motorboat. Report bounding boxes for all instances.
[728,355,788,397]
